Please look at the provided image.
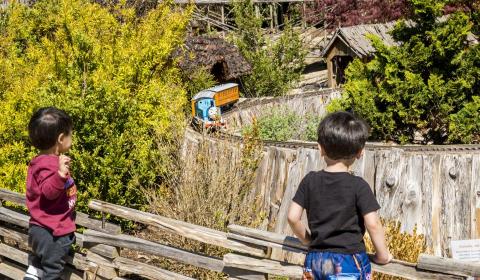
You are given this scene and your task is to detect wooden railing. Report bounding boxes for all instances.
[0,188,477,280]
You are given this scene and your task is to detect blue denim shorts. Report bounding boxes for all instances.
[303,251,372,280]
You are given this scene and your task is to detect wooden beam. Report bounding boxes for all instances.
[0,260,26,280]
[417,253,480,277]
[223,267,267,280]
[114,256,195,280]
[0,242,29,266]
[0,188,25,205]
[227,233,305,254]
[0,207,29,228]
[88,200,266,257]
[227,233,305,265]
[85,251,119,279]
[0,209,118,260]
[227,224,308,251]
[372,262,464,280]
[0,242,84,280]
[0,225,28,245]
[83,229,225,272]
[223,253,303,278]
[77,232,120,259]
[0,189,121,234]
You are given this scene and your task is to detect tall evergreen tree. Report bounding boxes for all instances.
[330,0,480,144]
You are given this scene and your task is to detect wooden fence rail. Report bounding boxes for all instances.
[0,188,478,280]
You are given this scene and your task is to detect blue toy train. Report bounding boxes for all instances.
[191,83,240,129]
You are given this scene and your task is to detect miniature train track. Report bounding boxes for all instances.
[188,90,480,153]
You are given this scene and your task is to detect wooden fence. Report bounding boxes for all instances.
[0,188,478,280]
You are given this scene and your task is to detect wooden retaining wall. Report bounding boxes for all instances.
[183,130,480,260]
[184,90,480,260]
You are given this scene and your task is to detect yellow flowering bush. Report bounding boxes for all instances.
[0,0,191,211]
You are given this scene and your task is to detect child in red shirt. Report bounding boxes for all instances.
[24,107,77,280]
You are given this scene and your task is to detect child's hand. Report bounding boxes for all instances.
[58,155,71,178]
[372,253,393,265]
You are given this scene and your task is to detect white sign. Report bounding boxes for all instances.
[451,239,480,262]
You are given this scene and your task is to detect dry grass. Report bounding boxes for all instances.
[123,124,264,279]
[365,219,430,280]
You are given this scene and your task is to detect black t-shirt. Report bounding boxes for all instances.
[292,170,380,254]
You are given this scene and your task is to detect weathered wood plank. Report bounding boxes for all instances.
[226,232,305,265]
[0,188,25,205]
[374,149,405,222]
[76,232,120,259]
[0,242,84,280]
[0,224,114,273]
[228,224,307,251]
[88,200,266,257]
[417,253,480,277]
[0,242,29,266]
[223,267,267,280]
[471,155,480,238]
[421,154,435,252]
[225,251,464,280]
[430,154,443,256]
[0,224,28,245]
[85,251,119,279]
[441,155,473,256]
[0,260,25,280]
[226,232,305,254]
[0,188,121,234]
[400,154,424,233]
[372,260,464,280]
[114,256,195,280]
[223,253,303,278]
[0,207,29,228]
[0,211,119,260]
[83,229,225,272]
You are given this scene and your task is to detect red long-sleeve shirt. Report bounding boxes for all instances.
[26,154,77,236]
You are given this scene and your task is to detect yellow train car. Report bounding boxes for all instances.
[191,83,239,128]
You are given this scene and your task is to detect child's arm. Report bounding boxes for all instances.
[38,170,67,200]
[364,211,392,264]
[39,156,71,200]
[287,201,311,245]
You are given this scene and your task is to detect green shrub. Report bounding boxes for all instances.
[231,0,307,97]
[243,107,322,141]
[329,0,480,144]
[0,0,191,211]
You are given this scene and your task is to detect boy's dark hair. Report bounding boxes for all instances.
[28,107,73,150]
[317,111,369,160]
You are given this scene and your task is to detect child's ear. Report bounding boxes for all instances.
[356,149,364,159]
[318,144,326,156]
[57,133,65,144]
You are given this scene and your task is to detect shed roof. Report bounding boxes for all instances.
[322,20,478,59]
[322,22,398,58]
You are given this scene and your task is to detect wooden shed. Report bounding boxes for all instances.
[322,18,478,89]
[321,22,397,88]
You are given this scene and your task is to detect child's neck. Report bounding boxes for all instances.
[324,157,352,173]
[39,145,61,156]
[324,163,349,173]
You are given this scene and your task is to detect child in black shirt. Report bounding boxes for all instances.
[288,111,392,280]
